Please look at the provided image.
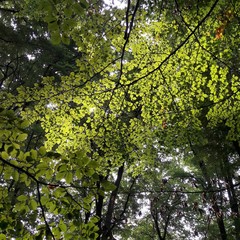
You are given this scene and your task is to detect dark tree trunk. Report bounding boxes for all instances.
[189,139,228,240]
[222,156,240,240]
[102,164,124,240]
[96,176,106,240]
[211,198,227,240]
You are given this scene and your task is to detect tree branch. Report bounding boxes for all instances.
[36,182,56,240]
[125,0,220,87]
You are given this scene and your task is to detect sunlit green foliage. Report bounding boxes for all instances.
[1,0,240,239]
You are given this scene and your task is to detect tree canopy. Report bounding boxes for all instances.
[0,0,240,239]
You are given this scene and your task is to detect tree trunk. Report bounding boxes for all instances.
[102,164,124,240]
[96,176,106,240]
[189,140,228,240]
[222,156,240,239]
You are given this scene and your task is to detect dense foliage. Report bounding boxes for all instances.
[0,0,240,239]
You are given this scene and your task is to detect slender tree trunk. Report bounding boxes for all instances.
[222,156,240,239]
[102,164,124,240]
[155,217,164,240]
[225,175,240,239]
[96,176,106,240]
[189,140,228,240]
[211,198,227,240]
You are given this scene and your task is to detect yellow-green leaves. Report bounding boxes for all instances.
[17,133,28,142]
[39,146,46,156]
[1,1,240,239]
[1,152,9,160]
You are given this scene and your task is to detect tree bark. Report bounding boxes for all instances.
[96,176,106,240]
[189,139,227,240]
[102,164,124,240]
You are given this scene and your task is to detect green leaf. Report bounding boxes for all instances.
[53,188,65,198]
[48,21,59,31]
[12,142,20,150]
[39,146,46,156]
[87,161,99,168]
[0,233,6,240]
[4,144,9,152]
[30,199,38,210]
[64,8,72,18]
[13,170,19,181]
[101,180,116,191]
[37,162,49,170]
[20,120,29,128]
[59,219,67,232]
[46,201,56,212]
[45,169,53,180]
[1,152,9,160]
[86,168,95,176]
[56,171,65,180]
[30,149,38,159]
[51,31,61,45]
[65,172,73,184]
[58,164,67,172]
[83,195,93,205]
[41,196,49,205]
[75,168,83,179]
[44,14,55,23]
[17,195,28,202]
[17,133,28,141]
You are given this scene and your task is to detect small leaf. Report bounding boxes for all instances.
[30,149,38,159]
[17,195,28,202]
[75,168,83,179]
[56,171,65,180]
[37,162,48,170]
[53,188,65,198]
[65,172,73,184]
[39,146,46,156]
[13,171,19,181]
[12,142,20,149]
[59,220,67,232]
[86,168,95,176]
[101,180,116,191]
[20,120,29,128]
[48,21,59,31]
[64,8,72,17]
[87,161,99,168]
[51,31,61,45]
[17,133,28,141]
[1,152,9,160]
[30,199,38,210]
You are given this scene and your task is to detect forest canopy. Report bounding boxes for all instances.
[0,0,240,239]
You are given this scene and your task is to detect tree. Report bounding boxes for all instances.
[1,0,240,239]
